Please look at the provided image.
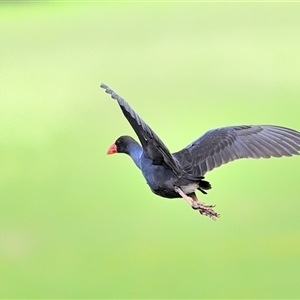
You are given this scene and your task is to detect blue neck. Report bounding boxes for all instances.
[127,143,143,169]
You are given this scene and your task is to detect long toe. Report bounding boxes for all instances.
[199,209,220,220]
[192,201,220,220]
[191,201,215,210]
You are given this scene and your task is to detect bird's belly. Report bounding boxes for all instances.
[150,181,199,199]
[141,164,176,198]
[141,162,199,198]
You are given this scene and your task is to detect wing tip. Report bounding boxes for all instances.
[100,83,107,89]
[100,83,119,100]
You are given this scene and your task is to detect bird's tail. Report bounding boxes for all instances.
[198,178,212,194]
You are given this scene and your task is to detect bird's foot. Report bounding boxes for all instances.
[192,201,220,220]
[174,186,220,220]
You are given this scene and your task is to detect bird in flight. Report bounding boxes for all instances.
[101,83,300,220]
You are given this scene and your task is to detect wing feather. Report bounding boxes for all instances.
[102,84,300,177]
[101,84,183,176]
[173,125,300,176]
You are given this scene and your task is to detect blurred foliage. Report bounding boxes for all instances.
[0,2,300,298]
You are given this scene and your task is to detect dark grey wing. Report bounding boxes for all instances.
[101,83,182,176]
[173,125,300,176]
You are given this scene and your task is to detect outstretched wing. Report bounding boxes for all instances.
[101,83,182,177]
[173,125,300,176]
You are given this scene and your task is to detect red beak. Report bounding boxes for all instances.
[107,143,117,155]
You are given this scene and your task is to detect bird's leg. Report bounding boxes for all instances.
[174,186,220,220]
[174,186,194,206]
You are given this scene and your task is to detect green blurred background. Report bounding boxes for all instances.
[0,2,300,298]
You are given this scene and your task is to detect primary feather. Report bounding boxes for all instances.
[173,125,300,176]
